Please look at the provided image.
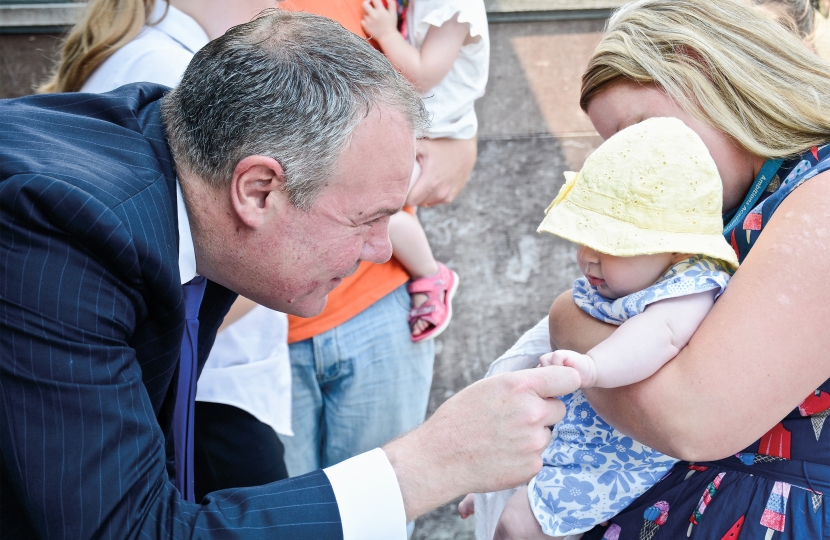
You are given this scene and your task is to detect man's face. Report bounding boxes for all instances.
[241,106,414,316]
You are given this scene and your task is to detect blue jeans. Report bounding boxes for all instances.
[282,284,435,476]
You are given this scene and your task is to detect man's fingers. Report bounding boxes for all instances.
[515,365,581,399]
[540,396,568,428]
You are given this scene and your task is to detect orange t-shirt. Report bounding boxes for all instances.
[281,0,367,36]
[283,0,411,343]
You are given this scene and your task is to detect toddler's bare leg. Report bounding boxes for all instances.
[494,485,568,540]
[389,211,439,336]
[389,211,438,278]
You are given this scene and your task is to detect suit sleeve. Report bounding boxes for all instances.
[0,174,342,539]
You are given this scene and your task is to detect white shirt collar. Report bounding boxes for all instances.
[149,1,210,55]
[177,181,198,284]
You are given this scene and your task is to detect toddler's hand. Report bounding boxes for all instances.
[540,350,598,388]
[458,493,475,519]
[362,0,398,41]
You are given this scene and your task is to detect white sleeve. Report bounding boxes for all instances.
[323,448,408,540]
[123,48,192,87]
[485,316,552,377]
[81,41,193,93]
[412,0,488,44]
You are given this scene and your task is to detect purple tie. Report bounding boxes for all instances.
[174,275,206,502]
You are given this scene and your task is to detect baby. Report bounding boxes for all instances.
[362,0,488,341]
[460,117,739,539]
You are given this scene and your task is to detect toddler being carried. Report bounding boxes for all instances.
[461,117,740,540]
[362,0,488,341]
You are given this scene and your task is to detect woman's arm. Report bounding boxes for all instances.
[548,289,615,352]
[561,172,830,461]
[361,0,469,93]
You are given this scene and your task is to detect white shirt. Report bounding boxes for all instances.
[176,185,406,539]
[406,0,490,139]
[82,1,208,92]
[82,0,294,437]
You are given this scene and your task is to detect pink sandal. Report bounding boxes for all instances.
[407,262,459,343]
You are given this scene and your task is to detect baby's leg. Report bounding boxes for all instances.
[494,486,570,540]
[389,211,438,279]
[389,211,440,336]
[393,160,438,280]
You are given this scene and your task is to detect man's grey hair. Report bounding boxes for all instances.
[161,10,429,209]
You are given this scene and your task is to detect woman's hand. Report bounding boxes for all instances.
[408,137,477,207]
[574,172,830,461]
[361,0,398,42]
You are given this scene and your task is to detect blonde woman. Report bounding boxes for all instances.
[40,0,294,502]
[533,0,830,538]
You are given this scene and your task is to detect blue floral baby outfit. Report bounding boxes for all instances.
[528,256,731,537]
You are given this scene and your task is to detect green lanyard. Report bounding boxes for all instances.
[722,158,783,236]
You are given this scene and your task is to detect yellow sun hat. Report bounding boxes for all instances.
[538,117,739,270]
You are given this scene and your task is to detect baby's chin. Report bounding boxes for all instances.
[596,284,623,300]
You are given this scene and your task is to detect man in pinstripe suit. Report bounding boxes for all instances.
[0,10,579,539]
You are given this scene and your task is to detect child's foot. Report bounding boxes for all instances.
[406,262,459,342]
[411,302,430,336]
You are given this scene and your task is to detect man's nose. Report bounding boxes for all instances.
[360,223,394,264]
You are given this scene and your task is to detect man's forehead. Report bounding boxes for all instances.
[324,107,413,202]
[358,205,403,219]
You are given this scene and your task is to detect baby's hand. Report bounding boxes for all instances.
[362,0,398,41]
[540,350,598,388]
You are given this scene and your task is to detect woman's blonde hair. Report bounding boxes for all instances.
[752,0,815,41]
[581,0,830,159]
[38,0,160,93]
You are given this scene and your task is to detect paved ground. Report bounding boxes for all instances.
[0,14,608,537]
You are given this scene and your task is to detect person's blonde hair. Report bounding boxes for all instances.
[38,0,160,93]
[581,0,830,159]
[752,0,815,41]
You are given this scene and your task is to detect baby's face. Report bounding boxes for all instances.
[576,246,680,299]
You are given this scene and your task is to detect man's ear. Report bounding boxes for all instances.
[230,155,287,229]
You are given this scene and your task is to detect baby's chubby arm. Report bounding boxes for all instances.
[541,289,717,388]
[361,0,469,93]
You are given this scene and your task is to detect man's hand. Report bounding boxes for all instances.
[383,366,581,521]
[361,0,398,42]
[540,350,597,388]
[407,137,477,207]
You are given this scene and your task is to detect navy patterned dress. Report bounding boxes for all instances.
[585,144,830,540]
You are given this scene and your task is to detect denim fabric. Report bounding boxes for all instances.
[282,284,435,476]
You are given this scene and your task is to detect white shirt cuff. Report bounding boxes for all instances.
[323,448,407,540]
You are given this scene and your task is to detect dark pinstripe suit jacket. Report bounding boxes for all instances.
[0,84,343,539]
